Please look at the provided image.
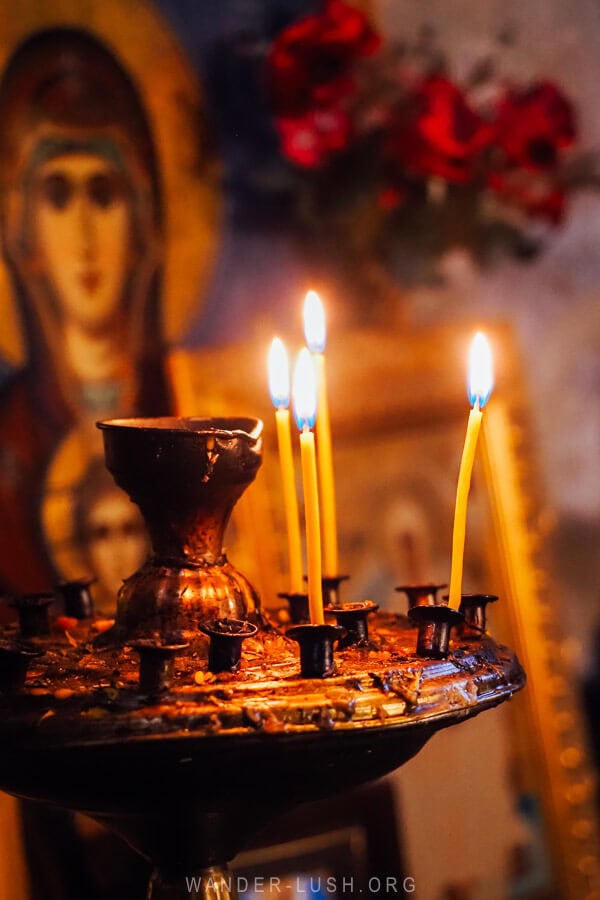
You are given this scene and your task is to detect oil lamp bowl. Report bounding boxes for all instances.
[97,417,263,642]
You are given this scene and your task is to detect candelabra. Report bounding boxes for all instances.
[0,417,525,899]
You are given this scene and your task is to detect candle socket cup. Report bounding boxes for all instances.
[303,575,349,609]
[0,642,44,692]
[287,624,344,678]
[55,579,95,620]
[130,642,189,697]
[458,594,498,639]
[199,619,258,674]
[326,601,378,649]
[408,606,464,659]
[395,584,448,611]
[278,592,309,625]
[11,593,54,638]
[321,576,350,609]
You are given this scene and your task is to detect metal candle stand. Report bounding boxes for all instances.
[0,417,526,900]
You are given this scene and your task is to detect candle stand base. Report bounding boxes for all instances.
[147,865,237,899]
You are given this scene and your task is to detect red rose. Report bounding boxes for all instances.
[495,81,576,171]
[385,76,494,184]
[267,0,380,118]
[488,171,566,225]
[275,105,352,168]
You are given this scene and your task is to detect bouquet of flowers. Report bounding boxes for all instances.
[263,0,596,292]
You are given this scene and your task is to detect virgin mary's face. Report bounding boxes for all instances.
[32,152,131,334]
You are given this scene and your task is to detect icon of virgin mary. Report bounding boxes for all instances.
[0,25,217,602]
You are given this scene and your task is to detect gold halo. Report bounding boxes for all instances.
[0,0,220,367]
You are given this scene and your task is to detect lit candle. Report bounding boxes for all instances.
[292,348,324,624]
[448,333,494,611]
[303,290,338,576]
[268,338,304,595]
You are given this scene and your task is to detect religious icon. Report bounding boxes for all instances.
[0,15,219,607]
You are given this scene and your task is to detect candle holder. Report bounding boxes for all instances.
[321,575,350,609]
[97,417,263,642]
[130,641,189,697]
[10,593,54,638]
[326,601,378,649]
[54,579,95,619]
[199,619,258,674]
[303,575,349,609]
[0,414,527,900]
[408,605,464,659]
[0,642,43,691]
[458,593,498,638]
[277,592,309,625]
[395,584,448,611]
[287,623,344,677]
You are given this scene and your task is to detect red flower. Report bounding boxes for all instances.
[378,185,405,210]
[275,105,352,168]
[488,171,566,225]
[267,0,380,118]
[495,81,576,171]
[385,76,494,184]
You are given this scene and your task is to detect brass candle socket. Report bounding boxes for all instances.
[199,619,258,674]
[287,623,344,678]
[395,584,448,611]
[320,575,350,609]
[326,601,378,649]
[0,642,43,691]
[277,592,309,625]
[458,593,498,638]
[408,606,464,659]
[54,579,95,619]
[130,641,189,697]
[303,575,350,609]
[10,593,54,638]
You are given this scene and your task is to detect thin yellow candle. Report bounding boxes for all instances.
[268,338,304,594]
[448,333,494,610]
[292,347,324,624]
[303,290,338,576]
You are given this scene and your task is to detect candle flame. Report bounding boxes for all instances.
[268,337,290,409]
[303,290,326,354]
[468,332,494,408]
[292,347,317,430]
